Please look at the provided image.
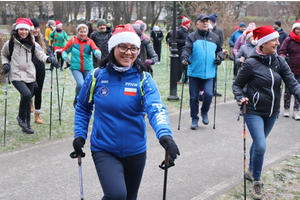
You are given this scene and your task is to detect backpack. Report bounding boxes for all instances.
[88,68,146,104]
[8,39,35,62]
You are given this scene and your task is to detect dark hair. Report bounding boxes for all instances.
[97,47,147,76]
[10,29,34,46]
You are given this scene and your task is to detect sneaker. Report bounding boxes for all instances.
[293,111,300,121]
[199,94,204,102]
[214,91,222,97]
[22,127,34,134]
[16,116,27,129]
[251,181,264,200]
[157,62,160,65]
[201,113,209,125]
[190,119,198,130]
[245,168,254,182]
[283,109,289,117]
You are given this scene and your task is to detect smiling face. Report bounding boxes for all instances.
[31,27,40,37]
[114,43,138,67]
[98,24,106,32]
[294,27,300,36]
[261,37,280,54]
[78,27,87,39]
[18,28,29,39]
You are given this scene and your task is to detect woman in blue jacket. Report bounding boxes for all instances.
[71,24,180,200]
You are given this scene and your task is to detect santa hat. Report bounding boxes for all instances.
[56,20,62,28]
[246,31,253,40]
[292,20,300,30]
[108,24,141,53]
[253,25,279,46]
[181,15,190,26]
[15,18,34,31]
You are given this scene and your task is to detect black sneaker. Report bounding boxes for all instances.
[17,116,27,129]
[22,127,34,134]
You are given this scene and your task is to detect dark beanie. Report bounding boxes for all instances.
[97,18,106,28]
[275,20,281,27]
[30,18,39,28]
[209,13,218,24]
[239,22,246,28]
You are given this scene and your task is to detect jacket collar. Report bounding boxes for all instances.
[197,28,210,37]
[250,48,278,65]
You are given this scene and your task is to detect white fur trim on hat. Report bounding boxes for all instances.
[108,31,141,53]
[257,31,279,46]
[292,22,300,30]
[56,23,62,28]
[246,32,253,40]
[15,24,33,31]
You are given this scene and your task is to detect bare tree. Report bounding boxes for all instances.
[149,1,165,30]
[123,1,134,23]
[85,1,92,22]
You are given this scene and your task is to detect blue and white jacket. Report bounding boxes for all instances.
[181,29,223,79]
[74,65,173,157]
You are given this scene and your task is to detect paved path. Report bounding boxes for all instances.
[0,100,300,200]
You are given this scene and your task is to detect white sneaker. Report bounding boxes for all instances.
[283,109,289,117]
[293,111,300,121]
[157,62,160,65]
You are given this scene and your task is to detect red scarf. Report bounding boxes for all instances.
[290,30,300,43]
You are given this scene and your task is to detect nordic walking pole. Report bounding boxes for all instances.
[162,150,169,200]
[70,151,86,200]
[213,55,220,129]
[46,64,54,139]
[178,69,186,130]
[243,102,247,199]
[2,73,8,146]
[60,63,70,114]
[224,54,228,103]
[55,67,61,125]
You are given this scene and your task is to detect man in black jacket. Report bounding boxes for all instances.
[176,15,190,84]
[273,20,288,52]
[90,18,112,68]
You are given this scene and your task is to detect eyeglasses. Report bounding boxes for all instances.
[117,45,139,54]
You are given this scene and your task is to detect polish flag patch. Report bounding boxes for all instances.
[124,87,137,96]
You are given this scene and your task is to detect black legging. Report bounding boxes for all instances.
[153,44,162,62]
[32,67,45,110]
[92,151,146,200]
[56,51,64,68]
[12,81,35,127]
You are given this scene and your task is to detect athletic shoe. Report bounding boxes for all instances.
[157,62,160,65]
[251,181,264,200]
[293,111,300,121]
[22,127,34,134]
[201,113,209,125]
[245,168,254,182]
[16,116,27,129]
[283,109,289,117]
[190,119,198,130]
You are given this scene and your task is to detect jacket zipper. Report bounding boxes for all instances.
[26,51,28,63]
[204,32,207,79]
[269,68,275,117]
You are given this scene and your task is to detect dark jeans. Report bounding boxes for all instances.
[189,77,213,121]
[92,151,146,200]
[32,67,45,110]
[12,81,35,127]
[245,114,277,180]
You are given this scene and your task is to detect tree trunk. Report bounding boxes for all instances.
[38,4,43,20]
[85,1,91,22]
[112,2,121,27]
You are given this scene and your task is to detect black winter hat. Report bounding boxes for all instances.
[275,20,281,27]
[30,18,39,28]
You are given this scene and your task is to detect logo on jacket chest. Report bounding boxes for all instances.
[125,82,138,87]
[100,87,109,96]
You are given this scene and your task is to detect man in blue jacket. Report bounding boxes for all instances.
[229,22,246,79]
[181,14,223,130]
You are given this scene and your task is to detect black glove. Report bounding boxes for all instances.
[73,136,85,156]
[285,56,290,63]
[181,59,189,66]
[159,136,180,161]
[47,57,61,69]
[230,45,234,48]
[64,57,70,64]
[2,63,11,74]
[214,57,222,65]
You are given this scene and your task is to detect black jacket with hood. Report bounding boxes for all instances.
[233,49,300,117]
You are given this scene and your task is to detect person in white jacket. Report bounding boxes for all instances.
[1,18,60,134]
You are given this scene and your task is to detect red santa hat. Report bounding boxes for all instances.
[15,18,34,31]
[292,19,300,30]
[108,24,141,53]
[253,25,279,46]
[246,31,253,40]
[56,20,62,28]
[181,15,190,26]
